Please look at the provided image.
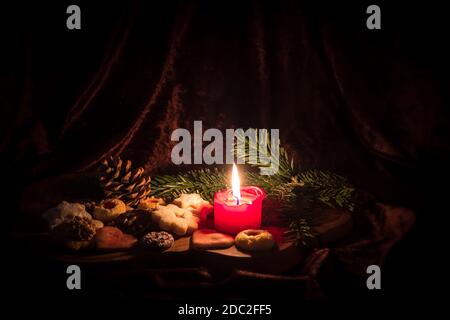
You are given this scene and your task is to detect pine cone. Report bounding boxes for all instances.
[98,156,152,207]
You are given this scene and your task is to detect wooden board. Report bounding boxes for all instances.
[18,173,354,273]
[52,208,353,274]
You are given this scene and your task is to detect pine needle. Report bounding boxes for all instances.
[150,130,357,246]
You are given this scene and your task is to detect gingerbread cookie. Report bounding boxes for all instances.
[95,226,137,250]
[191,229,234,250]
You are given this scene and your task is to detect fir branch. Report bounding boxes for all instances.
[150,131,357,247]
[296,170,356,212]
[233,129,294,179]
[284,218,315,246]
[150,168,228,202]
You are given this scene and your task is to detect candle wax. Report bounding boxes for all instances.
[214,186,265,234]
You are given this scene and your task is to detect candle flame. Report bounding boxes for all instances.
[232,163,241,204]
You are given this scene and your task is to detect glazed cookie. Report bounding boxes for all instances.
[173,193,212,217]
[235,229,275,251]
[152,204,198,236]
[140,231,174,250]
[137,197,165,211]
[93,199,127,222]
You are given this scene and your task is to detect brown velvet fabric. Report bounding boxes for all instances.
[2,1,448,203]
[2,0,447,303]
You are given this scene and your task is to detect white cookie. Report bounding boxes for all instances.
[43,201,92,229]
[137,197,165,211]
[153,204,198,236]
[173,193,212,216]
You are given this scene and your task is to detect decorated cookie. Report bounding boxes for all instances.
[93,198,127,222]
[138,197,166,211]
[95,226,137,250]
[191,229,234,250]
[111,209,154,236]
[173,193,212,217]
[152,204,198,236]
[235,229,275,251]
[43,201,92,229]
[140,231,174,250]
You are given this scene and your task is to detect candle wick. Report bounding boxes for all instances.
[234,196,240,205]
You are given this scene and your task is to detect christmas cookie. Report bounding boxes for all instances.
[95,226,137,250]
[91,219,104,230]
[140,231,174,250]
[50,216,97,251]
[138,197,166,211]
[93,198,127,222]
[43,201,92,229]
[51,216,96,242]
[191,229,234,250]
[173,193,212,217]
[152,204,198,236]
[235,229,275,251]
[111,209,154,236]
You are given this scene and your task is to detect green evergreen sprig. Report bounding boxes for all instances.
[151,168,228,202]
[150,130,357,246]
[296,170,356,212]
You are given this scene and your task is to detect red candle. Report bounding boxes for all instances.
[214,164,265,234]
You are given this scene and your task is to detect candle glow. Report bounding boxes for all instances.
[231,163,241,204]
[213,164,265,234]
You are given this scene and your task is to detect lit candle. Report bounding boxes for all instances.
[214,163,265,234]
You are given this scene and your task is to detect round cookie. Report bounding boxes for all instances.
[235,229,275,251]
[192,229,234,250]
[95,226,137,250]
[140,231,174,251]
[93,199,127,222]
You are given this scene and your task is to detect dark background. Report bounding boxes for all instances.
[1,0,448,309]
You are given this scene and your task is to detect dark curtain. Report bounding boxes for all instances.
[2,0,449,305]
[1,0,449,214]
